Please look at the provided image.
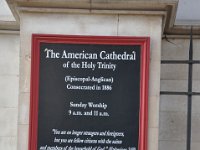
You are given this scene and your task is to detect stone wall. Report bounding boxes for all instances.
[159,38,200,150]
[18,12,162,150]
[1,23,200,150]
[0,33,19,150]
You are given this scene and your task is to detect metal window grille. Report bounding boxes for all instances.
[160,28,200,150]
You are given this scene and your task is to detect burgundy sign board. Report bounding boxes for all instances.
[29,34,150,150]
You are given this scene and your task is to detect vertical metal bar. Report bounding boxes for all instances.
[187,27,193,150]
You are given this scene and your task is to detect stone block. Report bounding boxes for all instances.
[21,13,118,36]
[160,80,187,92]
[0,34,19,75]
[0,108,18,124]
[191,113,200,142]
[118,15,162,37]
[193,80,200,92]
[19,31,31,58]
[0,109,18,138]
[159,111,187,141]
[191,142,200,150]
[149,60,161,97]
[159,141,186,150]
[161,38,200,60]
[0,137,17,150]
[17,125,29,150]
[161,39,189,60]
[19,52,30,71]
[148,96,159,128]
[19,75,30,93]
[193,65,200,80]
[161,64,188,80]
[192,96,200,114]
[118,15,150,36]
[18,93,30,125]
[19,35,31,91]
[193,39,200,60]
[0,76,19,107]
[160,95,187,112]
[19,54,31,93]
[148,128,158,150]
[0,122,17,137]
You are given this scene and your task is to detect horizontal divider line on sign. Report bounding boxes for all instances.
[161,60,200,64]
[160,91,200,96]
